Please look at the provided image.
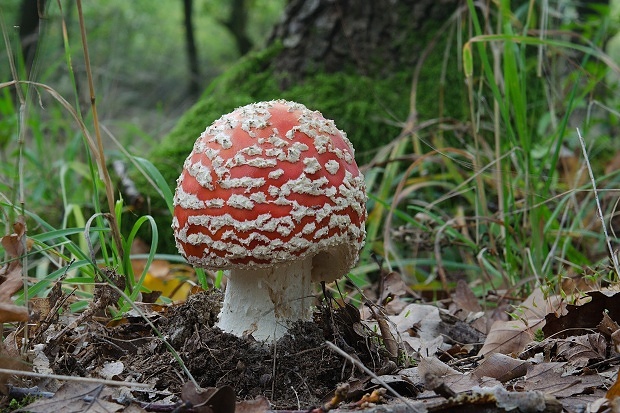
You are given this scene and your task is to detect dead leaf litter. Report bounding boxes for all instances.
[3,270,620,412]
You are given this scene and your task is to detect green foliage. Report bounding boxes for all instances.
[1,394,39,413]
[0,0,286,301]
[0,0,224,321]
[145,1,620,297]
[365,0,620,293]
[279,72,411,159]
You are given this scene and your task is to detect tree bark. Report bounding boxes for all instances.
[182,0,200,96]
[223,0,253,56]
[268,0,460,87]
[18,0,45,77]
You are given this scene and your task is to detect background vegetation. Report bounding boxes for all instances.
[2,0,620,314]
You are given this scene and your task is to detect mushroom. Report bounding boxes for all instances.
[172,100,367,341]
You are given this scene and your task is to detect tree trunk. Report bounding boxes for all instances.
[223,0,253,56]
[182,0,200,96]
[268,0,459,87]
[18,0,45,77]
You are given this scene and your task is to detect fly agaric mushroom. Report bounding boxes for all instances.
[172,100,366,341]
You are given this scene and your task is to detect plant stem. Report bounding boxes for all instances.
[75,0,124,260]
[576,128,620,278]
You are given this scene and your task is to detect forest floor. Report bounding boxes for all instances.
[2,261,620,413]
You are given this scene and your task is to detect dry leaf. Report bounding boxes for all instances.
[452,279,482,313]
[607,372,620,401]
[1,217,26,257]
[0,339,28,394]
[381,271,416,302]
[544,290,620,338]
[383,303,445,357]
[99,361,124,380]
[180,383,235,413]
[479,289,565,356]
[472,353,530,382]
[17,382,123,413]
[0,302,28,323]
[370,375,420,397]
[418,355,460,377]
[0,261,24,303]
[236,396,271,413]
[438,310,486,345]
[449,280,489,335]
[556,333,606,367]
[479,318,544,357]
[417,356,501,394]
[0,218,28,323]
[122,404,148,413]
[598,312,620,337]
[613,330,620,353]
[524,362,603,398]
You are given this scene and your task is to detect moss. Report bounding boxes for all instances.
[279,72,409,161]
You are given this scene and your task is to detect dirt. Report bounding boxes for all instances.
[36,288,392,410]
[6,271,620,412]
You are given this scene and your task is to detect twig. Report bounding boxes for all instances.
[576,128,620,277]
[8,386,54,400]
[0,368,151,388]
[324,341,424,413]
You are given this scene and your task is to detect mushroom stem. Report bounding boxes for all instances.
[216,255,314,341]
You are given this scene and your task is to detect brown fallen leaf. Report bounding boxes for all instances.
[598,311,620,349]
[1,216,27,257]
[236,396,271,413]
[613,330,620,353]
[606,371,620,401]
[438,310,486,346]
[180,382,235,413]
[0,338,29,395]
[556,333,606,367]
[523,362,603,398]
[452,279,483,313]
[17,382,123,413]
[0,302,28,323]
[417,355,459,377]
[0,217,29,323]
[382,303,445,357]
[0,262,24,303]
[472,353,530,382]
[479,289,565,356]
[479,318,544,357]
[544,290,620,338]
[417,356,501,395]
[122,404,148,413]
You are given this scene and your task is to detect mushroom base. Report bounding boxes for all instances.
[216,256,314,341]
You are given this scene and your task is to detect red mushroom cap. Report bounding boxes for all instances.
[172,100,366,282]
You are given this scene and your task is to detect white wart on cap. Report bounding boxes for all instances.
[172,99,367,340]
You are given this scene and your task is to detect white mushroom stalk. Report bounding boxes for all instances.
[172,100,367,341]
[218,257,313,340]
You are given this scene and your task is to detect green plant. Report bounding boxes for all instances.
[1,0,212,393]
[0,0,211,314]
[361,0,620,298]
